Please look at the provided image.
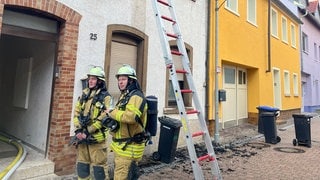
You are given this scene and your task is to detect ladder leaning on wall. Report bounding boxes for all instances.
[151,0,222,179]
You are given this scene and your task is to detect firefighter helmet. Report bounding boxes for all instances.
[87,66,105,81]
[115,64,137,80]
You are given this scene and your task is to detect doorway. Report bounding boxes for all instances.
[273,68,281,108]
[0,8,59,153]
[222,66,248,128]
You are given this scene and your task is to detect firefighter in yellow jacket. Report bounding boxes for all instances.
[72,66,112,180]
[106,64,148,180]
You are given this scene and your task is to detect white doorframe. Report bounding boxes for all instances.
[222,65,248,128]
[273,68,282,108]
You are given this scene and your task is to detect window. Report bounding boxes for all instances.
[314,43,317,60]
[319,46,320,60]
[168,81,185,106]
[165,42,193,113]
[271,8,278,37]
[293,73,298,96]
[290,24,296,47]
[247,0,256,25]
[284,71,290,96]
[224,68,236,84]
[315,80,319,104]
[238,70,247,85]
[281,16,288,43]
[106,25,148,102]
[226,0,238,13]
[302,32,308,53]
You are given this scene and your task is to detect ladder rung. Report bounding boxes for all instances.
[198,154,215,162]
[192,131,204,137]
[176,69,187,73]
[181,89,192,93]
[167,33,178,38]
[186,109,199,114]
[157,0,169,6]
[171,50,182,55]
[161,15,176,23]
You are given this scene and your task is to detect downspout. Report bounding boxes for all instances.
[267,0,271,73]
[214,0,220,143]
[205,0,212,128]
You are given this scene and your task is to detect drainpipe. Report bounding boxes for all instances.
[267,0,271,73]
[205,0,211,134]
[214,0,220,143]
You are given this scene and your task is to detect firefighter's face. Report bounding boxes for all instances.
[88,76,98,89]
[118,75,128,91]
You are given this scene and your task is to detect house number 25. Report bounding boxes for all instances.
[90,33,97,40]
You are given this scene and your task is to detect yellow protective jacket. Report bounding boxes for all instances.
[73,87,112,143]
[109,89,148,159]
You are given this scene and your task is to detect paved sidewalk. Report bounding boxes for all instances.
[222,115,320,179]
[2,115,319,179]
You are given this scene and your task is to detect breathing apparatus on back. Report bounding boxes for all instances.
[103,64,158,145]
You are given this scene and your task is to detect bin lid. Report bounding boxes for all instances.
[146,95,158,101]
[292,113,313,118]
[260,112,276,117]
[256,106,279,111]
[158,116,182,128]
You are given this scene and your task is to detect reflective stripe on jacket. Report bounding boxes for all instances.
[109,91,147,158]
[73,88,111,143]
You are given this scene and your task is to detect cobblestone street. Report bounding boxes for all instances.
[139,115,320,179]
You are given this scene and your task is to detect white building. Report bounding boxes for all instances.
[0,0,208,175]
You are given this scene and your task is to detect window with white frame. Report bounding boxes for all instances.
[271,8,278,37]
[284,71,290,96]
[293,73,298,96]
[238,70,247,85]
[314,43,317,60]
[226,0,238,13]
[281,16,288,43]
[302,32,308,53]
[319,46,320,60]
[290,24,296,47]
[315,80,319,104]
[247,0,256,25]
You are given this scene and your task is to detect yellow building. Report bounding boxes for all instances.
[208,0,302,132]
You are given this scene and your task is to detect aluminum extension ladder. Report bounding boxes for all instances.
[151,0,222,179]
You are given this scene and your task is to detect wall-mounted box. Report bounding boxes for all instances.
[218,89,226,102]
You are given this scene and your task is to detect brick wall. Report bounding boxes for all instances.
[0,0,81,175]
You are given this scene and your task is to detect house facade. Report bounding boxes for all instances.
[300,0,320,112]
[208,0,302,131]
[0,0,208,175]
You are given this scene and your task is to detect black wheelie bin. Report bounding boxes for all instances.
[152,116,182,163]
[292,114,313,148]
[257,106,280,134]
[261,111,281,144]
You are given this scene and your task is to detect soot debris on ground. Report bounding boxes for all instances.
[139,140,268,178]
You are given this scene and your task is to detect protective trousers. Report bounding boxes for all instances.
[113,153,141,180]
[77,143,108,180]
